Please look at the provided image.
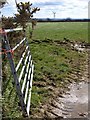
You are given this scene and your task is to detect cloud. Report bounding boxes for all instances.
[33,0,88,18]
[34,1,63,6]
[0,0,89,18]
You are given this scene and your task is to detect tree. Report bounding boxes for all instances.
[1,16,17,29]
[0,0,7,15]
[0,0,7,8]
[15,1,40,30]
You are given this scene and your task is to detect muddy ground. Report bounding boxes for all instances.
[30,43,89,119]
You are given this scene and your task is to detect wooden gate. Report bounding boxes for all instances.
[2,28,34,116]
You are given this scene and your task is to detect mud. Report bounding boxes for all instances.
[31,42,89,119]
[45,44,89,118]
[54,81,88,118]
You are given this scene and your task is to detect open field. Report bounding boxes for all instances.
[27,22,88,43]
[3,22,88,118]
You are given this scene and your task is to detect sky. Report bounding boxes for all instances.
[0,0,89,19]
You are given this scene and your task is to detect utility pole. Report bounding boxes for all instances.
[52,11,56,19]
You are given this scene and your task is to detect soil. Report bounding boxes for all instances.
[30,42,89,119]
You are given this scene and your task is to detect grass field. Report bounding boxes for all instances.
[3,22,88,118]
[27,22,88,42]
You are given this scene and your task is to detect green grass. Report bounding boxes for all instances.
[2,63,21,118]
[27,22,88,42]
[28,22,88,116]
[29,32,87,116]
[3,22,88,118]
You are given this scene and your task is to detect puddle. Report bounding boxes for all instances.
[54,82,88,118]
[71,43,86,52]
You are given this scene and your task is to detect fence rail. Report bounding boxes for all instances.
[4,28,23,33]
[2,28,34,116]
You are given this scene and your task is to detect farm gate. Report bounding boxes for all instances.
[1,28,34,116]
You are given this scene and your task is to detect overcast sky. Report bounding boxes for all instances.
[0,0,89,18]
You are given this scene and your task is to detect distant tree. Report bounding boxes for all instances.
[66,17,71,21]
[47,18,50,21]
